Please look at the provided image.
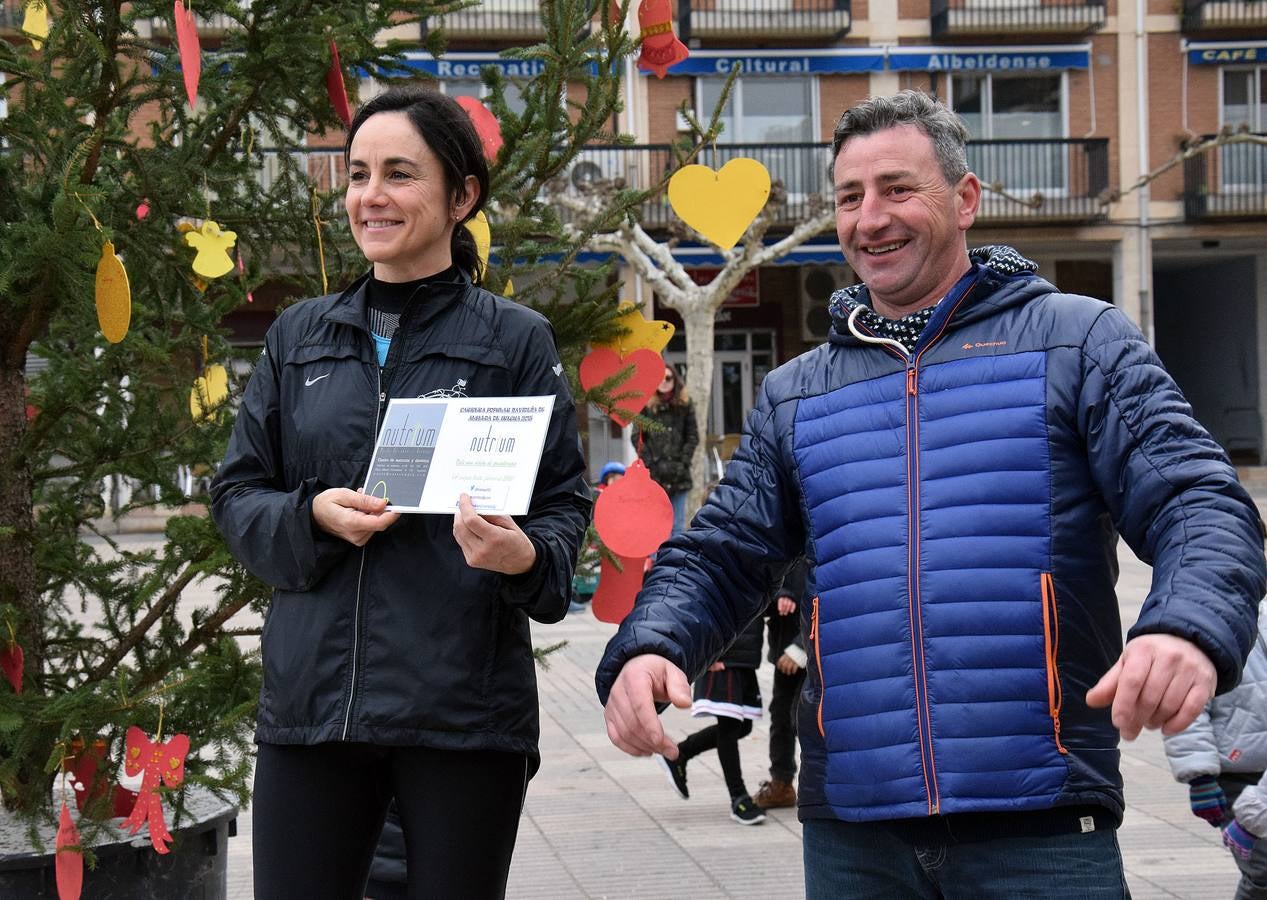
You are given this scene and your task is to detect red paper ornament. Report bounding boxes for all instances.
[593,458,673,557]
[591,553,647,624]
[121,726,190,854]
[56,801,83,900]
[173,1,201,110]
[455,96,504,163]
[135,200,150,220]
[326,40,352,127]
[0,641,23,694]
[579,347,665,428]
[636,0,689,79]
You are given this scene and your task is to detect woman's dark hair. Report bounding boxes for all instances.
[345,86,491,282]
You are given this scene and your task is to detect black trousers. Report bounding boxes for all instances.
[769,667,806,782]
[252,741,528,900]
[677,716,754,799]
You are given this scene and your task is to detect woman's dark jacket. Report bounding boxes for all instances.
[637,399,699,494]
[210,271,591,772]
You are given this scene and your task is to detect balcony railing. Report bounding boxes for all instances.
[422,0,549,40]
[679,0,851,43]
[931,0,1105,35]
[258,139,1109,231]
[150,5,244,38]
[1183,133,1267,220]
[1182,0,1267,31]
[969,138,1109,223]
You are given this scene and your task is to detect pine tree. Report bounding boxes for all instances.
[0,0,642,848]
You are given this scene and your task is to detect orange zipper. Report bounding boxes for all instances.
[1041,572,1068,755]
[810,596,825,738]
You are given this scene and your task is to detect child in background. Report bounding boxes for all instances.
[1164,600,1267,899]
[656,614,767,825]
[754,560,810,810]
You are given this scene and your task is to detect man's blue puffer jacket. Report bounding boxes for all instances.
[596,246,1266,824]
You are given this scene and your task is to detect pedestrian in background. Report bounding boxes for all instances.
[656,613,768,825]
[637,365,699,534]
[1165,601,1267,899]
[754,559,810,811]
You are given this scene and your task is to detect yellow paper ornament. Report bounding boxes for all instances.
[95,241,131,344]
[592,301,675,357]
[184,220,237,279]
[22,1,49,50]
[464,211,513,296]
[189,364,229,421]
[667,158,772,251]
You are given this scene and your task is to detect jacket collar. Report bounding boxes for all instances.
[321,268,475,332]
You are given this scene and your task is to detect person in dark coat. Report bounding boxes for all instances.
[636,364,699,534]
[210,87,590,900]
[754,559,811,810]
[654,614,768,825]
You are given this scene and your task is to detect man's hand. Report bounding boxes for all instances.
[452,493,536,575]
[312,488,399,546]
[603,654,692,758]
[777,595,797,616]
[776,653,801,676]
[1086,634,1216,741]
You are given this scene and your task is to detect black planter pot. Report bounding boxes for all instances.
[0,788,237,899]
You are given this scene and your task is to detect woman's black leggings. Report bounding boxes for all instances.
[251,741,528,900]
[676,716,754,799]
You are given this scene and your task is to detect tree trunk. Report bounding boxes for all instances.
[0,362,43,808]
[677,299,717,518]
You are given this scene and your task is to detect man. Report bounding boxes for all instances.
[596,91,1267,897]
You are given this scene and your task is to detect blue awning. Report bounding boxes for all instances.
[660,48,884,76]
[887,44,1090,72]
[575,239,843,267]
[1185,40,1267,65]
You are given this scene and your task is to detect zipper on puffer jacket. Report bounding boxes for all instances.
[810,596,824,738]
[341,360,383,741]
[1041,572,1068,755]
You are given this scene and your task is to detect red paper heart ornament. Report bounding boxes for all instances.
[579,348,665,428]
[455,96,504,163]
[173,1,201,110]
[326,40,352,126]
[593,458,673,557]
[0,641,23,694]
[56,800,83,900]
[591,553,647,624]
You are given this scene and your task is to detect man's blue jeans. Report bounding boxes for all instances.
[803,816,1130,899]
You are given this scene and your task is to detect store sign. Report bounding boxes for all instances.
[1187,42,1265,65]
[887,47,1090,72]
[661,50,884,76]
[392,53,594,78]
[688,268,760,308]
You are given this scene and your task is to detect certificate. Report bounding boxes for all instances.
[362,396,554,515]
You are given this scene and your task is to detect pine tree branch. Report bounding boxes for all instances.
[82,548,213,685]
[133,592,254,694]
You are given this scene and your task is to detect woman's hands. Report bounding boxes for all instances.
[312,488,400,546]
[452,493,537,575]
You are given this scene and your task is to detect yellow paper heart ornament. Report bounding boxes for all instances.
[667,158,771,251]
[95,241,132,344]
[22,1,49,50]
[592,302,675,356]
[190,364,229,421]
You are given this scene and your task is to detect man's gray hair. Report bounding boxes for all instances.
[830,91,971,186]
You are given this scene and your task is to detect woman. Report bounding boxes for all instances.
[636,365,699,534]
[210,87,591,899]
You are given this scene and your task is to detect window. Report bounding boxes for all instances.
[1221,68,1267,190]
[443,79,528,119]
[950,73,1066,194]
[697,76,818,196]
